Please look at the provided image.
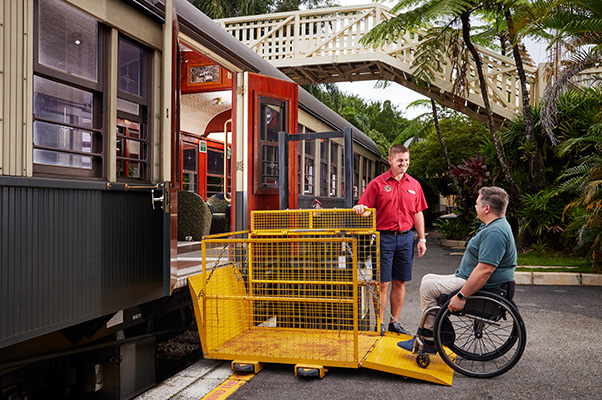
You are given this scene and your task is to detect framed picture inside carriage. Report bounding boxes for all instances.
[182,62,232,92]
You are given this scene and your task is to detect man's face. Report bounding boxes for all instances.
[388,151,410,176]
[475,194,489,222]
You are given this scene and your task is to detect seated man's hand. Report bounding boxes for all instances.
[448,294,466,312]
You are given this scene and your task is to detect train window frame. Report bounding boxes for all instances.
[254,96,288,194]
[115,35,152,182]
[319,139,328,197]
[329,142,339,197]
[33,0,106,178]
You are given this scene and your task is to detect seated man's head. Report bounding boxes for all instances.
[476,186,509,220]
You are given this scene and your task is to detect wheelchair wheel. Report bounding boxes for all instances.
[433,292,526,378]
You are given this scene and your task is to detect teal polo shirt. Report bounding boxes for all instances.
[455,216,517,289]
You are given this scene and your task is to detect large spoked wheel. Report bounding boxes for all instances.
[433,292,526,378]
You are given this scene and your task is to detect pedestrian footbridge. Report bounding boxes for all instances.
[217,4,598,124]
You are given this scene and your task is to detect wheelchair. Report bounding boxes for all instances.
[411,282,526,378]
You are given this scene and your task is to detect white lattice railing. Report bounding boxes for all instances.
[217,4,541,119]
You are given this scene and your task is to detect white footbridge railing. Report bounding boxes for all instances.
[217,4,602,124]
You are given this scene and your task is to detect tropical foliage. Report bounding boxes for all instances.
[188,0,337,19]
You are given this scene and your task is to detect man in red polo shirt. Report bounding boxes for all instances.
[353,144,427,335]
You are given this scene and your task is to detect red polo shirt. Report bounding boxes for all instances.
[358,170,428,231]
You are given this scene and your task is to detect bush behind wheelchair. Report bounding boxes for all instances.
[411,282,526,378]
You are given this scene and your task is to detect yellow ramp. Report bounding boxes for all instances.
[360,334,455,386]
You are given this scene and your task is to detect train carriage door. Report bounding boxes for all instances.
[246,73,298,221]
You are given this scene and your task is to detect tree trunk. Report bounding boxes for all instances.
[431,99,460,190]
[460,11,522,203]
[504,7,548,193]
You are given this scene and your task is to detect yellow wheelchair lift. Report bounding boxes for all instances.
[188,210,454,385]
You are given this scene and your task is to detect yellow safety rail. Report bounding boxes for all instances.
[189,209,380,368]
[251,208,376,234]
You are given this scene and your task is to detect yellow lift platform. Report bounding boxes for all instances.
[188,209,454,386]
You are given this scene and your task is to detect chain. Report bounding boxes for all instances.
[197,237,242,300]
[337,232,397,326]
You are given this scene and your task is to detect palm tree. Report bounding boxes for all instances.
[362,0,523,201]
[557,133,602,273]
[534,0,602,271]
[536,0,602,140]
[500,1,548,192]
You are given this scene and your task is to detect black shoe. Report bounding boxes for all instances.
[380,324,385,336]
[388,322,410,335]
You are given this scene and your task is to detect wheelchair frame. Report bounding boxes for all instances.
[411,289,526,378]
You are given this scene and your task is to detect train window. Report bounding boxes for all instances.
[341,149,345,196]
[37,0,98,83]
[119,40,142,96]
[362,157,368,193]
[304,139,315,195]
[353,153,359,198]
[257,97,287,191]
[330,143,338,196]
[33,73,101,176]
[319,139,328,197]
[182,142,198,192]
[116,118,144,179]
[34,0,152,180]
[206,147,230,197]
[116,36,150,181]
[33,0,103,177]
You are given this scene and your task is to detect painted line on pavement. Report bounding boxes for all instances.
[200,372,256,400]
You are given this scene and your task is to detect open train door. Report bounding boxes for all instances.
[163,0,180,294]
[243,72,298,228]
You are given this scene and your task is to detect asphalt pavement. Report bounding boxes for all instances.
[224,230,602,400]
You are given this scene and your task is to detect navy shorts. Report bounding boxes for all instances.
[379,232,415,282]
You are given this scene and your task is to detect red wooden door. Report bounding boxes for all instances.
[246,73,298,223]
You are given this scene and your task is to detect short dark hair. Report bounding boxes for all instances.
[389,144,409,158]
[478,186,509,215]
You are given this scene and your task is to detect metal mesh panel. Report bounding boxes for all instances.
[251,209,376,233]
[190,210,380,367]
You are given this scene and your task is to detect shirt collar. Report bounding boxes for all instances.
[387,170,409,182]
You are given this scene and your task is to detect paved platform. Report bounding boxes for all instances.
[134,359,232,400]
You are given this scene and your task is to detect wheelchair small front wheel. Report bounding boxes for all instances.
[433,292,526,378]
[416,352,430,369]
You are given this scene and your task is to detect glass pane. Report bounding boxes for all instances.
[260,103,283,142]
[207,149,224,176]
[34,76,93,128]
[38,0,97,82]
[182,172,197,192]
[183,144,197,172]
[34,121,93,153]
[119,38,142,96]
[262,145,278,186]
[34,149,92,169]
[117,160,142,178]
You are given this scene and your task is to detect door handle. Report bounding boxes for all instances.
[124,182,166,210]
[151,188,164,210]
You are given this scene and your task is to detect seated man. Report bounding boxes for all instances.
[398,186,517,353]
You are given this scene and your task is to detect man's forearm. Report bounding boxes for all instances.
[459,263,496,297]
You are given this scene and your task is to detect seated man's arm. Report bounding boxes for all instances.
[448,262,496,312]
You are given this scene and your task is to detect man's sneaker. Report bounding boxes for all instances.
[380,324,385,336]
[388,322,410,335]
[397,336,437,354]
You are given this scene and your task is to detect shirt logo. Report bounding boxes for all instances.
[384,185,392,192]
[408,189,416,194]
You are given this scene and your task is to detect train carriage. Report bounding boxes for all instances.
[0,0,385,398]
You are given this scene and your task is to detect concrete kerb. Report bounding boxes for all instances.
[515,271,602,286]
[439,240,602,287]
